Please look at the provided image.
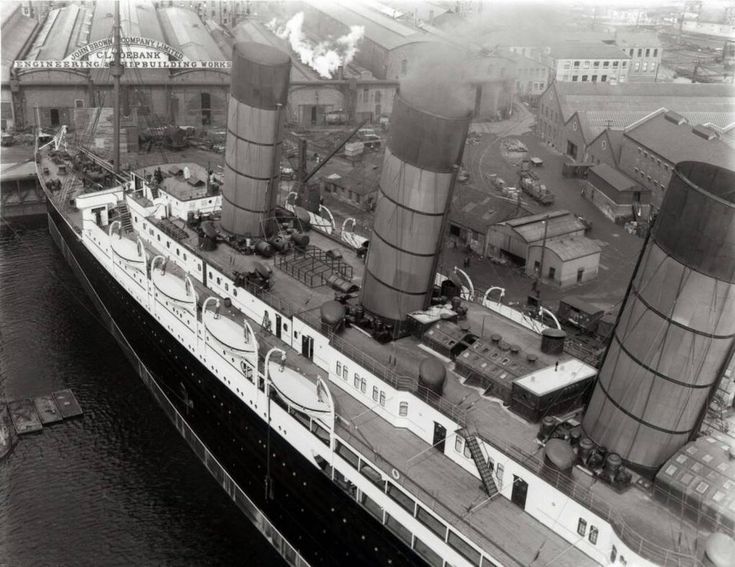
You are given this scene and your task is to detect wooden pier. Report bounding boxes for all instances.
[0,389,83,456]
[53,389,83,419]
[34,395,63,424]
[8,399,43,434]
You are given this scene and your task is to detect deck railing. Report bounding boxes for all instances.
[468,431,712,567]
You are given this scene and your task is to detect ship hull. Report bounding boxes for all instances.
[45,200,422,567]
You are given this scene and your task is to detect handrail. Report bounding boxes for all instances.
[467,430,714,567]
[186,241,705,565]
[336,424,521,567]
[297,309,469,426]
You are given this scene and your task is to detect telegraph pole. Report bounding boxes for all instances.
[110,0,124,173]
[535,215,550,293]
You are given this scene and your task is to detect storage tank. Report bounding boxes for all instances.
[583,161,735,474]
[221,42,291,236]
[360,93,471,324]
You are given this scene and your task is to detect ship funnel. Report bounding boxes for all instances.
[360,93,471,324]
[221,42,291,237]
[583,161,735,474]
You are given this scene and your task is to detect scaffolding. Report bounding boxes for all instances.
[276,245,354,289]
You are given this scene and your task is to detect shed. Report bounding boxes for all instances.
[557,296,604,332]
[526,237,601,288]
[421,320,475,360]
[585,163,649,222]
[487,210,587,263]
[449,186,528,256]
[511,360,597,422]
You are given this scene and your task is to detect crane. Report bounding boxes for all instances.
[290,119,369,213]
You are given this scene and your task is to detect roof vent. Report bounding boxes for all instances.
[664,110,687,126]
[692,124,717,141]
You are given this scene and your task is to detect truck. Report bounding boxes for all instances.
[519,170,554,205]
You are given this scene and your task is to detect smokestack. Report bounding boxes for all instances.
[360,94,471,325]
[583,161,735,474]
[221,42,291,237]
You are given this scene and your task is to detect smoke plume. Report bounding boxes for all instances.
[399,45,475,119]
[268,12,364,79]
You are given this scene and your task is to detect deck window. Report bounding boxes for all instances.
[336,441,359,469]
[448,530,481,566]
[360,461,384,488]
[416,505,447,539]
[387,483,415,514]
[385,513,412,546]
[336,361,341,375]
[399,402,408,416]
[311,421,330,446]
[455,436,464,453]
[577,518,587,536]
[359,492,383,521]
[413,537,442,567]
[353,374,360,389]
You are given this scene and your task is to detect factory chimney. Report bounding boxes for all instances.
[221,42,291,237]
[360,93,471,327]
[583,161,735,474]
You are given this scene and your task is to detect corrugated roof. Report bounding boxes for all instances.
[1,4,37,83]
[159,7,224,61]
[590,163,639,192]
[550,41,630,60]
[27,4,84,61]
[532,237,601,262]
[450,186,526,234]
[235,20,318,81]
[554,83,735,141]
[502,210,587,243]
[625,112,733,169]
[305,0,438,51]
[89,0,165,43]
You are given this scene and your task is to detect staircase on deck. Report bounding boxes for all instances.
[117,203,133,233]
[466,435,499,498]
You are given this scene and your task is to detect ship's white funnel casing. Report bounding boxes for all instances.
[221,42,291,236]
[583,161,735,472]
[360,94,471,322]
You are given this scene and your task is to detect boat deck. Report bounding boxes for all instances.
[39,148,708,565]
[163,208,705,564]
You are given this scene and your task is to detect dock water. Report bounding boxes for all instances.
[0,389,83,459]
[0,404,18,458]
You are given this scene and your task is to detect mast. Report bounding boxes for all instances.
[110,0,124,173]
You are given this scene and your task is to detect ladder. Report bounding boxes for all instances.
[117,203,133,233]
[466,435,499,498]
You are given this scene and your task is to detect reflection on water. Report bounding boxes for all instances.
[0,218,283,566]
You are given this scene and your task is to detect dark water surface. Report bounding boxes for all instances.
[0,218,284,567]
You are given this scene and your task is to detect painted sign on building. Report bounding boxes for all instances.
[13,36,231,70]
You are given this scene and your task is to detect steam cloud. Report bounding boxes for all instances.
[268,12,364,79]
[399,46,475,119]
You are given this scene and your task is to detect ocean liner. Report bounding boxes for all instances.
[34,6,735,567]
